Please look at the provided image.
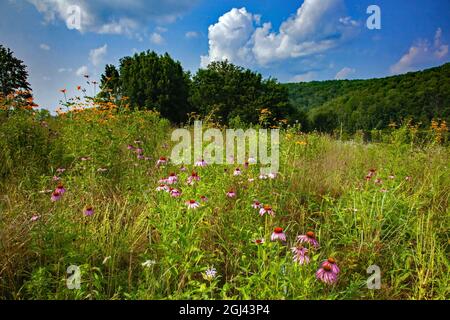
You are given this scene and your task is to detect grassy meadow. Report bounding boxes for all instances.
[0,106,449,300]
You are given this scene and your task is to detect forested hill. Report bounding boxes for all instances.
[283,63,450,132]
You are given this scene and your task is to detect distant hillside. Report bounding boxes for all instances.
[283,63,450,132]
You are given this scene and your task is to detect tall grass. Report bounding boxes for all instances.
[0,109,448,300]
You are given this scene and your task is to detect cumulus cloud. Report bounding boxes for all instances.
[335,67,355,80]
[185,31,200,39]
[27,0,199,35]
[150,32,164,45]
[291,71,317,82]
[390,28,449,74]
[201,0,358,68]
[39,43,51,50]
[89,44,107,67]
[75,65,89,77]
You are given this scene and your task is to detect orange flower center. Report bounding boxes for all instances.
[328,257,336,264]
[274,227,283,234]
[306,231,315,238]
[323,265,332,272]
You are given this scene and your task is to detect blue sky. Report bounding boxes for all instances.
[0,0,449,111]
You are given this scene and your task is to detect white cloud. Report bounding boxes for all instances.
[27,0,199,35]
[75,65,89,77]
[335,67,355,80]
[150,32,164,45]
[390,28,449,74]
[201,0,358,68]
[291,71,317,82]
[39,43,51,50]
[156,26,168,33]
[185,31,199,39]
[58,67,73,73]
[89,44,108,67]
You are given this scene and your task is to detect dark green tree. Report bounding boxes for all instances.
[119,51,190,123]
[189,60,293,126]
[0,45,31,97]
[98,64,121,101]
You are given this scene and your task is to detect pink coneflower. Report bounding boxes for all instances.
[169,188,182,198]
[30,215,40,222]
[226,190,236,198]
[254,238,265,245]
[195,159,208,167]
[233,168,242,176]
[84,206,94,216]
[268,172,277,179]
[291,246,310,265]
[158,178,168,184]
[156,157,168,167]
[180,165,187,172]
[316,265,338,285]
[186,199,200,209]
[167,173,178,184]
[252,200,262,209]
[156,184,169,192]
[187,171,200,185]
[271,227,286,242]
[374,178,383,185]
[380,188,388,193]
[56,183,66,195]
[321,257,340,275]
[135,148,144,155]
[137,154,145,160]
[56,168,66,174]
[259,174,268,180]
[244,162,249,169]
[297,231,319,248]
[127,145,135,150]
[51,191,62,202]
[259,204,274,216]
[53,176,61,182]
[200,195,208,202]
[388,174,395,179]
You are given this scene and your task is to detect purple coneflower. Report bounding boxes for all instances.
[259,204,274,216]
[53,176,61,182]
[226,190,236,198]
[195,159,208,167]
[84,206,94,216]
[268,172,277,179]
[169,188,181,198]
[137,154,145,160]
[167,173,178,184]
[156,184,169,192]
[252,200,262,209]
[291,246,310,265]
[186,199,200,209]
[56,168,66,174]
[259,174,268,180]
[51,191,62,202]
[271,227,286,242]
[56,183,66,195]
[180,166,187,172]
[233,168,242,176]
[254,238,265,245]
[30,215,40,222]
[187,172,200,185]
[135,148,144,155]
[156,157,168,167]
[316,264,338,285]
[297,231,319,248]
[200,195,208,202]
[374,178,383,185]
[321,257,340,274]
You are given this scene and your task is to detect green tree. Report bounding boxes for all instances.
[189,60,293,126]
[98,64,121,101]
[119,51,190,123]
[0,45,31,97]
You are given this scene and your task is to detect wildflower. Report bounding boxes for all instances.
[51,191,62,202]
[167,173,178,184]
[268,172,277,179]
[203,267,217,281]
[271,227,286,242]
[233,168,242,176]
[200,195,208,202]
[156,184,169,192]
[169,188,182,198]
[56,183,66,195]
[316,265,338,285]
[380,188,388,193]
[388,174,395,179]
[76,86,81,91]
[135,148,144,155]
[180,166,187,172]
[321,257,340,275]
[56,168,66,174]
[187,171,200,185]
[156,157,168,167]
[254,238,265,245]
[142,260,156,268]
[53,176,61,182]
[374,178,383,185]
[226,190,236,198]
[84,206,94,216]
[186,199,200,209]
[195,159,208,167]
[291,246,310,265]
[366,169,376,180]
[244,162,249,169]
[259,204,274,216]
[127,145,135,150]
[259,174,268,180]
[137,154,145,160]
[297,231,319,248]
[252,200,262,209]
[30,215,40,222]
